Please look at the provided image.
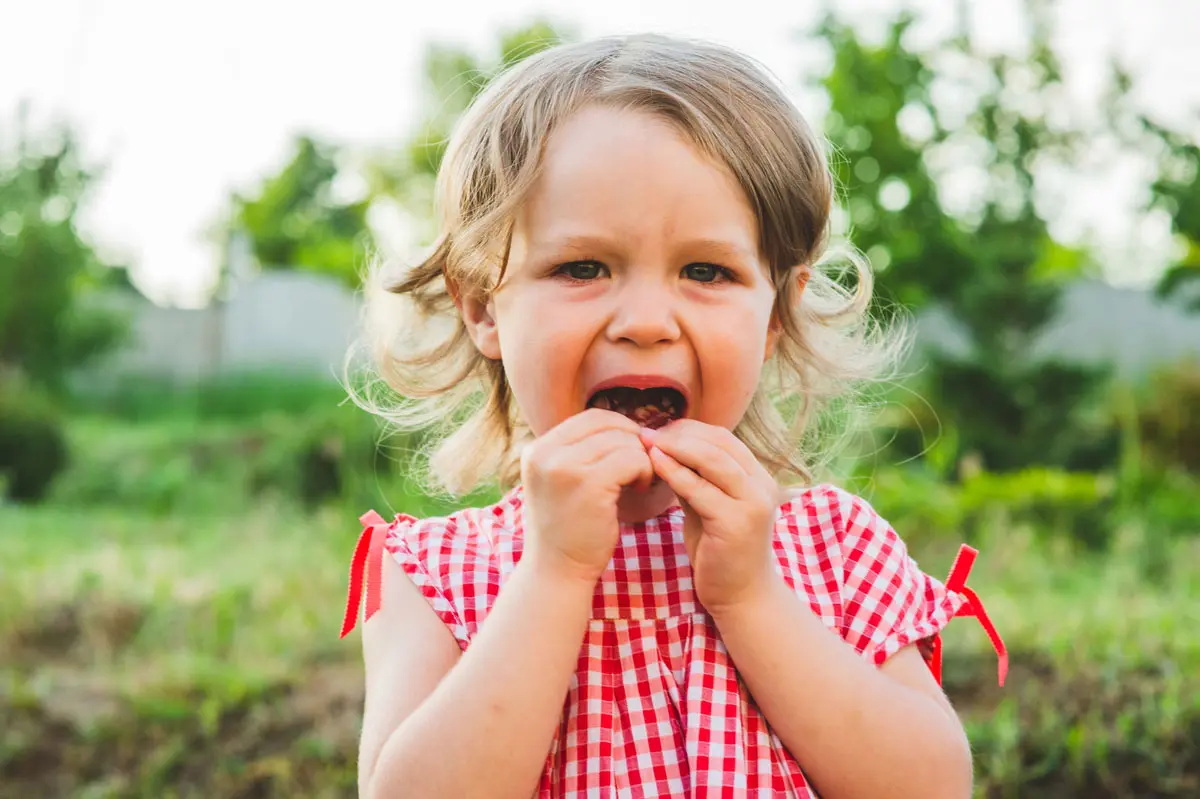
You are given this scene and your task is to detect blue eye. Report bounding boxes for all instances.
[683,263,730,283]
[557,261,606,281]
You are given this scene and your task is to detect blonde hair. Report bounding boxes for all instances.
[351,33,902,497]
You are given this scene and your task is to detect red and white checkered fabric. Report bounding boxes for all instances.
[368,484,988,797]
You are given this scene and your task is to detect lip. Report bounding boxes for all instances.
[586,374,692,413]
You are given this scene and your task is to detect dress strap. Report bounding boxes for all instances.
[340,510,389,638]
[927,544,1009,687]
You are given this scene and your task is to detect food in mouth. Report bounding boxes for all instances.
[586,386,686,429]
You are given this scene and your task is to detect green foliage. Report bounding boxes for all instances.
[224,135,373,288]
[409,19,566,178]
[215,21,567,292]
[0,377,69,502]
[47,376,503,517]
[921,356,1119,472]
[1134,359,1200,474]
[47,411,386,515]
[859,462,1120,551]
[365,20,568,246]
[1141,118,1200,313]
[72,372,348,423]
[0,108,129,391]
[814,9,1111,472]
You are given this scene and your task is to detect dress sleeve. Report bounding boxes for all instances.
[836,492,1008,687]
[384,517,471,650]
[338,509,471,650]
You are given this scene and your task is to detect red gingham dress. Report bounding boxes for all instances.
[341,484,1007,798]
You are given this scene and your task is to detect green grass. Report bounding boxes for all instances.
[3,501,1198,797]
[2,404,1198,797]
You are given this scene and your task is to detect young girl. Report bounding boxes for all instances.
[340,33,1007,799]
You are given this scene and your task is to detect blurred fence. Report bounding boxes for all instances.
[95,270,1200,384]
[918,279,1200,376]
[97,270,360,382]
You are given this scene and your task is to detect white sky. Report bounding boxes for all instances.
[4,0,1198,306]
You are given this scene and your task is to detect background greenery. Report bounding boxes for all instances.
[2,4,1198,797]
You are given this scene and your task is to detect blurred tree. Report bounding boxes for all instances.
[222,134,371,288]
[365,19,569,247]
[0,107,128,393]
[1142,118,1200,312]
[813,4,1114,471]
[217,20,567,290]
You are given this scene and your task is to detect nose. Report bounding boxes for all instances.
[605,277,681,346]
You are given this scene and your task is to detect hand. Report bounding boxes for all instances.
[639,419,781,615]
[520,409,655,586]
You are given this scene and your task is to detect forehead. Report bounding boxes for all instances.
[515,105,760,255]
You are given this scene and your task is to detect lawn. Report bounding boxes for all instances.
[1,411,1197,797]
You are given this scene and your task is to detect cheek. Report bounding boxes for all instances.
[494,292,594,433]
[696,303,773,423]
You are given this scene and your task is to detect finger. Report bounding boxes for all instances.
[647,445,731,519]
[651,419,762,475]
[548,408,643,447]
[642,428,753,500]
[594,445,655,491]
[563,428,646,468]
[576,429,655,491]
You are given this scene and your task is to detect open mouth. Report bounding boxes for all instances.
[586,385,687,429]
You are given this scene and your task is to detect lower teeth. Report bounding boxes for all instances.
[588,389,681,428]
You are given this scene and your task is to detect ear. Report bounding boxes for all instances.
[447,274,502,360]
[765,265,811,361]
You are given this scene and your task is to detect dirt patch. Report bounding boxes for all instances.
[5,595,145,665]
[0,662,362,799]
[2,651,1197,798]
[944,649,1200,798]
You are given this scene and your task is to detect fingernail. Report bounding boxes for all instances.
[639,426,657,442]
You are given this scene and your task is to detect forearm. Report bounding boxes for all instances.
[369,559,593,799]
[711,575,972,799]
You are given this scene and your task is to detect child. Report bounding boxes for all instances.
[341,33,1007,799]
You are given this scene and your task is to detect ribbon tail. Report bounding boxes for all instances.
[960,586,1009,687]
[340,524,374,639]
[941,543,1008,687]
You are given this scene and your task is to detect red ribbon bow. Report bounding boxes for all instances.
[927,544,1009,687]
[340,510,389,638]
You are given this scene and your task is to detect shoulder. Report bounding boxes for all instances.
[772,483,917,602]
[776,483,901,552]
[382,486,524,562]
[366,487,524,648]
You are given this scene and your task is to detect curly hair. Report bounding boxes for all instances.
[349,33,903,497]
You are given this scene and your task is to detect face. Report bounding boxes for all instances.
[459,105,787,517]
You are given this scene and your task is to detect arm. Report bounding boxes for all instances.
[358,553,595,799]
[636,422,974,798]
[711,576,973,799]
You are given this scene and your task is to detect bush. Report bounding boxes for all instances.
[48,401,409,515]
[48,419,252,514]
[857,464,1118,550]
[0,379,70,502]
[957,468,1118,550]
[246,406,394,509]
[72,372,348,423]
[1135,359,1200,473]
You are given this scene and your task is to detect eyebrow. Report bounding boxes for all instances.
[535,233,759,264]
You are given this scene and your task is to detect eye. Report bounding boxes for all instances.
[683,263,733,283]
[555,260,607,281]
